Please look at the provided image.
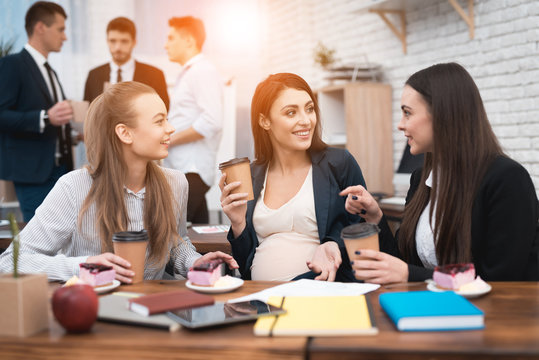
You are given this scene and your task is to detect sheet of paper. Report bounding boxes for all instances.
[192,225,230,234]
[228,279,380,303]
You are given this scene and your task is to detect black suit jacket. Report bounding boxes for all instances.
[0,49,65,183]
[83,61,169,110]
[227,147,393,282]
[380,156,539,281]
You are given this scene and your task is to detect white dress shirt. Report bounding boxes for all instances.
[415,171,438,268]
[163,54,223,186]
[0,167,201,281]
[109,58,135,84]
[24,43,63,132]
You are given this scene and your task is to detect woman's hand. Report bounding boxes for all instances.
[193,251,239,270]
[86,252,135,284]
[339,185,383,224]
[306,241,342,282]
[219,173,248,237]
[350,249,408,284]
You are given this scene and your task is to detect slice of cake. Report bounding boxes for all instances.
[79,263,116,287]
[187,260,223,286]
[433,263,475,290]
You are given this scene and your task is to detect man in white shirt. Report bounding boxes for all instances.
[0,1,73,221]
[163,16,223,223]
[84,17,169,109]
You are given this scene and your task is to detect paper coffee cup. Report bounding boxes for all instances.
[68,100,89,133]
[218,157,254,201]
[112,230,148,284]
[341,223,380,261]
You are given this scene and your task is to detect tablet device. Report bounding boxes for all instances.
[166,300,285,329]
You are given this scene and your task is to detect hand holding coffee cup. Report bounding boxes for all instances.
[218,157,254,201]
[341,223,380,262]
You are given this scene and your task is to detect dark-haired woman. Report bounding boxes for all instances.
[219,73,389,282]
[341,63,538,283]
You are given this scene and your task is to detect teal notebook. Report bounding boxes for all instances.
[379,291,484,331]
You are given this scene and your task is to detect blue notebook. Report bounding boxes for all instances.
[379,291,484,331]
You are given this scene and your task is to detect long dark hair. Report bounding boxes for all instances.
[398,63,504,265]
[250,73,327,165]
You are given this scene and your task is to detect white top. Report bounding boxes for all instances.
[0,167,201,281]
[415,171,438,268]
[109,58,135,84]
[24,43,63,132]
[251,167,320,281]
[162,54,223,186]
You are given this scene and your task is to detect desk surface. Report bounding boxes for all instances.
[188,225,230,254]
[0,224,231,255]
[0,280,305,360]
[309,281,539,360]
[0,281,538,359]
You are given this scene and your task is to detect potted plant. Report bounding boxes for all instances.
[0,214,49,337]
[313,41,337,69]
[0,37,15,57]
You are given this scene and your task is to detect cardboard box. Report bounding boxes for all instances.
[0,273,49,336]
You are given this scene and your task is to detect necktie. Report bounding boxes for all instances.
[117,68,122,83]
[44,62,58,103]
[43,62,73,171]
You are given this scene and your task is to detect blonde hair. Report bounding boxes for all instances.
[80,81,178,267]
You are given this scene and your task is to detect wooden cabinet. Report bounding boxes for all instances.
[317,82,393,195]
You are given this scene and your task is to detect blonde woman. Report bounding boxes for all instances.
[0,81,237,282]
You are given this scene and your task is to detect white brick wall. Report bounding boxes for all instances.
[261,0,539,196]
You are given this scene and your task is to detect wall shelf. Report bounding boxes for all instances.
[356,0,475,54]
[316,82,394,195]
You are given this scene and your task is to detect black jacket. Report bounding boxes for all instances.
[227,147,392,281]
[83,61,169,110]
[380,156,539,281]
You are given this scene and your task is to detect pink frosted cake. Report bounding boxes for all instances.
[433,263,476,290]
[187,260,223,286]
[79,263,116,287]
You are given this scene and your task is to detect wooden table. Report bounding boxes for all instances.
[0,224,231,255]
[188,225,230,254]
[0,281,538,359]
[0,280,306,360]
[309,282,539,360]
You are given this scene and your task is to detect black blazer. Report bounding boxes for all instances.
[0,49,64,183]
[83,61,169,110]
[381,156,539,281]
[227,147,393,282]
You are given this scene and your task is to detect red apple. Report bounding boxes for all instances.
[52,284,98,333]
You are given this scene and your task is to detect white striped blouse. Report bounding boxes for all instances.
[0,167,201,281]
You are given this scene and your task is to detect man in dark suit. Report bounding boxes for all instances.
[84,17,169,109]
[0,1,73,221]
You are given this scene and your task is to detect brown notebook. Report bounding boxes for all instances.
[128,289,214,316]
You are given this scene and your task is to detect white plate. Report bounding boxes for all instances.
[186,276,244,294]
[94,279,121,294]
[426,280,492,298]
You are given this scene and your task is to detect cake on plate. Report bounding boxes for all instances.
[79,263,116,287]
[187,260,223,286]
[433,263,475,290]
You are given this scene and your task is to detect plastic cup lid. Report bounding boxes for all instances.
[112,230,148,242]
[341,223,380,239]
[218,157,250,170]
